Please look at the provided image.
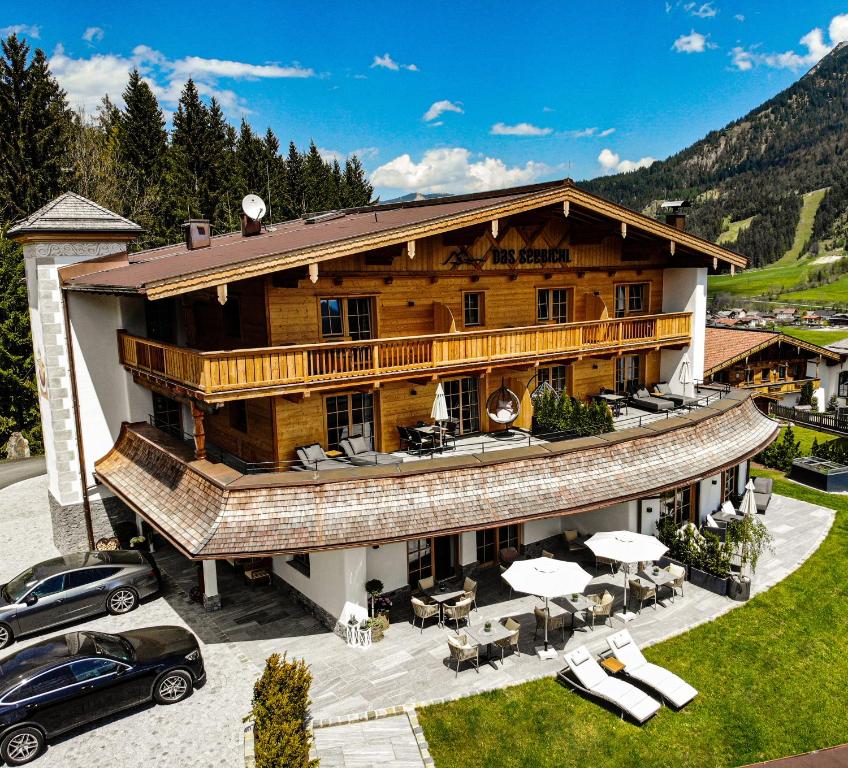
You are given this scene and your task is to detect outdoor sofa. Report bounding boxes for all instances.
[629,387,675,412]
[293,444,350,471]
[339,435,404,466]
[652,382,701,409]
[753,476,773,513]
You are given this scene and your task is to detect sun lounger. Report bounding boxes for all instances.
[294,443,350,471]
[339,436,404,466]
[630,387,675,412]
[606,630,697,708]
[559,645,661,724]
[652,382,701,408]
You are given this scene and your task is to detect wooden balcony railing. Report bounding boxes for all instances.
[118,311,692,399]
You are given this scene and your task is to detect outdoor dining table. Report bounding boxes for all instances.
[411,424,444,448]
[560,594,593,630]
[637,568,677,590]
[424,587,466,627]
[465,621,514,668]
[595,393,627,417]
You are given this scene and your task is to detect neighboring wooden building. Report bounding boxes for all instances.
[11,180,778,624]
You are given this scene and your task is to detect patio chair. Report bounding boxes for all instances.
[629,579,657,613]
[586,590,614,630]
[462,577,478,611]
[542,549,556,559]
[499,546,520,565]
[652,382,701,409]
[663,563,685,602]
[499,564,513,598]
[447,634,479,678]
[444,597,473,632]
[606,630,698,709]
[442,419,459,450]
[294,443,350,471]
[401,426,436,456]
[563,529,587,554]
[410,597,439,634]
[338,436,403,466]
[534,606,566,644]
[495,617,521,662]
[753,476,773,514]
[559,645,661,724]
[629,387,675,413]
[417,575,435,596]
[595,554,618,574]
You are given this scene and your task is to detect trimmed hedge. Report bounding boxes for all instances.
[251,653,317,768]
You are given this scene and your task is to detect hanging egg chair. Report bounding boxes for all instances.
[486,378,521,437]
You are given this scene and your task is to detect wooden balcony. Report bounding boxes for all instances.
[118,312,692,401]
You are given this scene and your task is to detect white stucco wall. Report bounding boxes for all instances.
[274,548,368,623]
[660,267,707,395]
[523,516,563,545]
[639,498,661,535]
[818,360,848,406]
[699,474,722,521]
[365,542,408,593]
[459,531,477,565]
[565,501,636,535]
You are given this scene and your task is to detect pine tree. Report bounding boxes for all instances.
[302,141,331,214]
[341,155,373,208]
[205,98,237,232]
[283,141,305,218]
[235,119,267,200]
[264,128,285,222]
[329,159,343,210]
[166,79,209,233]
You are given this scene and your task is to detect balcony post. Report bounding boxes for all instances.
[190,401,207,461]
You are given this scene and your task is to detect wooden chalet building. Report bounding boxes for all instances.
[11,180,778,624]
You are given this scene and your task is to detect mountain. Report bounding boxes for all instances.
[581,42,848,269]
[381,192,451,204]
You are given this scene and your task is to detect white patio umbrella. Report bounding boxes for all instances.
[679,355,692,387]
[739,479,757,517]
[502,557,592,651]
[431,382,449,422]
[584,531,668,622]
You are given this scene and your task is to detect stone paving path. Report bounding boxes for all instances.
[312,714,425,768]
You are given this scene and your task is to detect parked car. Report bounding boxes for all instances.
[0,626,204,765]
[0,551,160,650]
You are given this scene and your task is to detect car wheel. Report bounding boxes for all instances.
[106,587,138,615]
[153,669,193,705]
[1,726,45,766]
[0,622,13,650]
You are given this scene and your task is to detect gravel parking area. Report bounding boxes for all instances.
[0,476,257,768]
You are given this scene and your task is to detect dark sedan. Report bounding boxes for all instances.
[0,551,160,650]
[0,627,204,765]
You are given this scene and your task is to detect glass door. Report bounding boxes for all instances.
[407,539,432,586]
[444,377,480,434]
[325,392,375,450]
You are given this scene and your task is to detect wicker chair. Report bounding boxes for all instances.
[462,577,478,611]
[595,554,618,574]
[447,634,479,678]
[533,606,566,644]
[499,546,520,565]
[664,563,686,602]
[444,597,473,632]
[410,596,439,633]
[541,549,556,559]
[586,590,615,629]
[417,576,435,601]
[629,579,657,613]
[495,617,521,662]
[562,529,587,554]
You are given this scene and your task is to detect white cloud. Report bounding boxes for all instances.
[673,30,717,53]
[428,120,443,127]
[371,147,550,194]
[684,2,718,18]
[49,43,316,118]
[568,127,597,138]
[598,148,656,174]
[490,121,552,136]
[371,52,418,72]
[423,100,463,122]
[318,146,379,164]
[598,127,616,137]
[732,13,848,71]
[82,27,104,43]
[542,106,555,112]
[0,23,40,39]
[734,14,745,22]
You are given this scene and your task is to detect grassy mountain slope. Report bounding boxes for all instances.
[580,43,848,272]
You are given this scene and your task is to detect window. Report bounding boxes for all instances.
[5,666,76,703]
[498,524,520,551]
[66,568,119,590]
[229,401,248,433]
[444,377,480,434]
[463,292,484,327]
[319,297,374,339]
[325,392,374,450]
[723,464,739,501]
[615,355,641,395]
[152,394,182,438]
[475,524,522,566]
[70,658,121,682]
[537,288,569,323]
[145,297,177,344]
[537,365,567,394]
[290,553,310,577]
[778,363,788,380]
[839,371,848,398]
[660,486,695,526]
[614,283,649,318]
[222,297,241,339]
[31,574,66,598]
[407,539,432,586]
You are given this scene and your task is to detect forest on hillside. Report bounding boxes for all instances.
[0,34,373,452]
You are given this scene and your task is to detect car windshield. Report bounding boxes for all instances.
[3,567,40,602]
[86,632,133,664]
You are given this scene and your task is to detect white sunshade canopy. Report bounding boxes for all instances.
[739,478,757,516]
[502,557,593,599]
[431,382,449,422]
[584,530,668,565]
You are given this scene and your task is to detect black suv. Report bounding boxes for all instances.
[0,627,204,765]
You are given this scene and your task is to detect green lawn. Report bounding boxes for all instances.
[779,188,828,264]
[776,325,848,346]
[776,424,846,455]
[716,215,755,245]
[780,272,848,305]
[419,473,848,768]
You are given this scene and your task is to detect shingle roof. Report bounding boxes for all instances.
[94,392,778,559]
[7,192,142,236]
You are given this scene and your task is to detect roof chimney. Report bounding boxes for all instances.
[660,200,690,231]
[182,219,211,250]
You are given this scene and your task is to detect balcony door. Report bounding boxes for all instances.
[475,524,521,567]
[152,394,182,438]
[325,392,374,450]
[407,535,458,586]
[615,354,641,395]
[444,377,480,434]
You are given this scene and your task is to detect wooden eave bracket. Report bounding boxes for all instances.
[406,239,416,260]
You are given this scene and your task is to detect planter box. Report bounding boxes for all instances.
[727,576,751,602]
[689,566,728,596]
[658,556,688,579]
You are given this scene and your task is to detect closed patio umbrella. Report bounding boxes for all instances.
[679,355,691,387]
[431,382,449,422]
[739,479,757,517]
[502,557,592,652]
[584,531,668,622]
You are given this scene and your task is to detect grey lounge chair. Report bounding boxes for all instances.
[753,476,773,514]
[630,387,675,412]
[652,382,701,408]
[339,436,403,466]
[294,443,349,471]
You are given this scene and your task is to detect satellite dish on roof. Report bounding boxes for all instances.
[242,194,266,221]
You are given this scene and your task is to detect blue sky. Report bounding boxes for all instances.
[3,1,847,197]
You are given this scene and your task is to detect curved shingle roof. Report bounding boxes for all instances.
[7,192,141,236]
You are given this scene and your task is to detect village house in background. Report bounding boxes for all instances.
[9,179,778,626]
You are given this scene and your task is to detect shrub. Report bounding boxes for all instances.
[812,436,848,465]
[798,381,814,406]
[251,653,317,768]
[531,390,614,437]
[757,425,801,471]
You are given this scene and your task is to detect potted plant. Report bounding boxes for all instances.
[362,616,387,642]
[484,620,492,633]
[726,515,774,601]
[688,531,731,596]
[364,579,384,618]
[128,535,147,552]
[373,595,393,626]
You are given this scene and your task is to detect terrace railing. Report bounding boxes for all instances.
[769,402,848,436]
[118,311,692,399]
